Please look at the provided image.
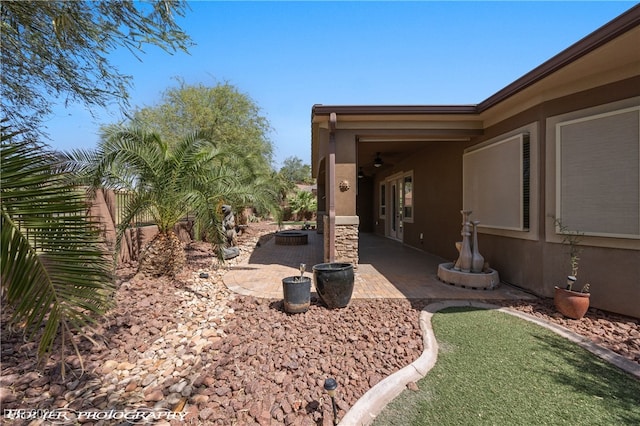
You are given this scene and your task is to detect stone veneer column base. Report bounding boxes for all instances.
[316,211,325,234]
[323,216,359,266]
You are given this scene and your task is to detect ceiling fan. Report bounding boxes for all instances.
[373,152,383,168]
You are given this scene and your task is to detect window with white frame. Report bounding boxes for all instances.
[379,182,386,219]
[555,106,640,239]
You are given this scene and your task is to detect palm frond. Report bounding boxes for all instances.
[1,128,115,363]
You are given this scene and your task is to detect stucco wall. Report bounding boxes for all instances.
[359,78,640,318]
[315,76,639,318]
[372,141,473,262]
[474,77,640,318]
[334,131,357,216]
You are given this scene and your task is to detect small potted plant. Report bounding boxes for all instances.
[552,217,591,319]
[282,263,312,313]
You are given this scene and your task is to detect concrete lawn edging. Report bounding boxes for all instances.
[338,305,440,425]
[339,300,640,426]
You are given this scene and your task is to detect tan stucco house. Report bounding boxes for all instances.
[311,5,640,318]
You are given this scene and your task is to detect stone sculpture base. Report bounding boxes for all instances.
[437,262,500,290]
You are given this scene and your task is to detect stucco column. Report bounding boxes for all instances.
[328,112,337,262]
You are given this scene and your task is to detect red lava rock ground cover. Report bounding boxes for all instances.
[1,222,638,426]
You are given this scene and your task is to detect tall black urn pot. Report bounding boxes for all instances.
[312,263,354,309]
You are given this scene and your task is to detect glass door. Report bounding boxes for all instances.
[387,175,404,241]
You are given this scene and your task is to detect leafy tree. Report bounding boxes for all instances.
[1,0,192,137]
[1,124,114,372]
[279,156,313,184]
[129,80,286,223]
[65,124,281,276]
[132,80,274,167]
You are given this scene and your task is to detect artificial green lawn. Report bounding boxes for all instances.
[373,307,640,425]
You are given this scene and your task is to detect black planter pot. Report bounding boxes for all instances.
[312,263,354,309]
[282,276,311,313]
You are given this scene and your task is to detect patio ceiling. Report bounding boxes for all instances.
[311,112,484,176]
[356,129,481,175]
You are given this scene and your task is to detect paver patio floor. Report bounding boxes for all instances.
[223,231,533,301]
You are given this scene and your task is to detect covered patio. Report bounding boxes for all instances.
[223,230,533,301]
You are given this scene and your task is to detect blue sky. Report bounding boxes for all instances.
[45,1,636,168]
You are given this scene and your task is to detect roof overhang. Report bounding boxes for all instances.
[311,4,640,174]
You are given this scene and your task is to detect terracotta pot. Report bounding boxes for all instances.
[554,286,590,319]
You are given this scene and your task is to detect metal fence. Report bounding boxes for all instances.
[113,191,154,228]
[17,189,156,252]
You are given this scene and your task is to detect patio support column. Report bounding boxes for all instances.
[328,112,337,262]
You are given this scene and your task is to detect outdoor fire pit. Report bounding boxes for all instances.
[275,230,308,246]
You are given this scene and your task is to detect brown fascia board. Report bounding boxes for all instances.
[478,3,640,112]
[312,4,640,119]
[312,104,478,117]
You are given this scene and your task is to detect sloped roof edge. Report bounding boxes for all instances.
[312,4,640,118]
[311,104,478,116]
[478,3,640,112]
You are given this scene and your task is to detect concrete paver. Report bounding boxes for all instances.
[223,230,533,301]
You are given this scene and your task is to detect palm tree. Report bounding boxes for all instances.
[288,189,317,221]
[66,124,281,276]
[216,148,288,226]
[1,124,114,371]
